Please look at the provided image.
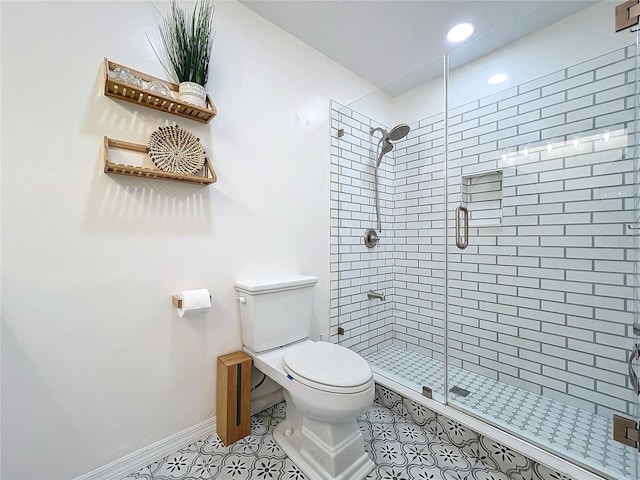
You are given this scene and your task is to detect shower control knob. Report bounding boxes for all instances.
[363,228,380,248]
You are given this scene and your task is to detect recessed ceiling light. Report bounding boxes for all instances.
[447,22,475,42]
[488,73,508,84]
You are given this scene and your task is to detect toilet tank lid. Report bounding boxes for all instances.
[234,275,318,293]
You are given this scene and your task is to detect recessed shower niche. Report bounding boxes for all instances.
[461,170,503,227]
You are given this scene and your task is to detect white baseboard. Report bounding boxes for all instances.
[74,416,216,480]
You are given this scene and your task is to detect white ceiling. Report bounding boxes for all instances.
[240,0,597,96]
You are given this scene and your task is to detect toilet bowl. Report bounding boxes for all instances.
[244,340,375,480]
[235,276,375,480]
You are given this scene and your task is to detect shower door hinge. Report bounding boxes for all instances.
[337,327,345,335]
[615,0,640,32]
[613,415,640,450]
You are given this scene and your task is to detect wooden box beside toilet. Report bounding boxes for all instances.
[216,351,252,445]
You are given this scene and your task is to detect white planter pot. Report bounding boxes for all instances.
[178,82,207,107]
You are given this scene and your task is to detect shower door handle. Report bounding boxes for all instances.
[628,343,640,396]
[455,204,469,250]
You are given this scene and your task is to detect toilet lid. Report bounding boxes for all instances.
[282,342,372,392]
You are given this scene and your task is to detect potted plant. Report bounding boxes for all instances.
[153,0,214,107]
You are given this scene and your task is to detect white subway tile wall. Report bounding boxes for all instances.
[331,44,638,420]
[330,103,396,356]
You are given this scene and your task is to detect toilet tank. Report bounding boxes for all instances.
[235,275,318,353]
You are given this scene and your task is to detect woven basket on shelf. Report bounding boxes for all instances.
[147,125,206,175]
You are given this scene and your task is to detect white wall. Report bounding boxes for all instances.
[337,88,396,129]
[393,1,633,124]
[0,1,381,478]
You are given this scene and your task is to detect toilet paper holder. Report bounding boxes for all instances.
[172,294,211,309]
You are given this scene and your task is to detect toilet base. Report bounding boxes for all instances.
[273,400,375,480]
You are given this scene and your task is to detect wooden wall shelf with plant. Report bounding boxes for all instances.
[103,136,217,186]
[103,58,217,124]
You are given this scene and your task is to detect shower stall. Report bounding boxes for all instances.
[330,3,640,480]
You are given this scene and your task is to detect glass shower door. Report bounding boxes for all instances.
[445,26,640,480]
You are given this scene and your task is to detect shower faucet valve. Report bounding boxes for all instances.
[364,228,379,248]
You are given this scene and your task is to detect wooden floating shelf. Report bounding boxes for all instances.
[103,58,217,124]
[103,137,217,186]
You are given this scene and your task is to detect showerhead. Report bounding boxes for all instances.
[371,123,410,169]
[370,124,411,142]
[388,124,410,141]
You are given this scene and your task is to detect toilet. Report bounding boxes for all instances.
[235,275,375,480]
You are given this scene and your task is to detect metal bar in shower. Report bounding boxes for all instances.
[455,204,469,250]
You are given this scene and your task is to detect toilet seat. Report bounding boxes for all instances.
[282,342,373,394]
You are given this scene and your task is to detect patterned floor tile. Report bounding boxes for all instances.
[123,400,512,480]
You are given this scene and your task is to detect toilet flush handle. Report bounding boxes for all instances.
[237,296,247,305]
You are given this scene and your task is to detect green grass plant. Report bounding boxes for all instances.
[152,0,214,86]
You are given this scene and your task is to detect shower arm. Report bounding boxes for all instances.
[370,126,387,138]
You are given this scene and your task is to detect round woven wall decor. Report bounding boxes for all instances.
[147,125,205,175]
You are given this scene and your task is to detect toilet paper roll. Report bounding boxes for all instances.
[178,289,211,318]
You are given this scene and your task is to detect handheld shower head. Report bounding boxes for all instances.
[375,139,393,168]
[381,140,393,155]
